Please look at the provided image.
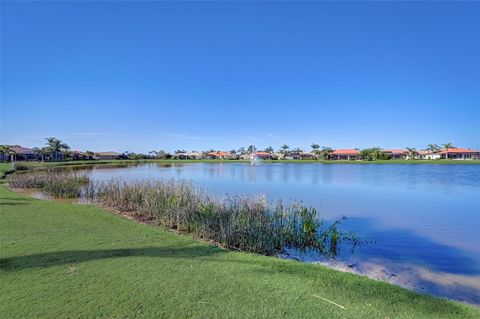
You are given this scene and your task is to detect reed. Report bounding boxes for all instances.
[8,171,89,198]
[88,179,358,256]
[8,171,358,256]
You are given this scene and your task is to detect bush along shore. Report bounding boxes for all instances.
[8,170,358,256]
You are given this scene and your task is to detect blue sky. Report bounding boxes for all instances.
[1,1,479,153]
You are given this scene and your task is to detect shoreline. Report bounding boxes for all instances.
[8,183,480,307]
[2,162,480,314]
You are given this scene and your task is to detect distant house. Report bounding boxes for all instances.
[300,152,316,160]
[284,152,302,160]
[205,151,232,160]
[1,145,38,161]
[417,150,441,160]
[383,149,408,159]
[94,151,121,160]
[284,152,315,160]
[176,152,203,160]
[72,151,93,160]
[437,148,480,160]
[332,149,360,160]
[253,152,272,160]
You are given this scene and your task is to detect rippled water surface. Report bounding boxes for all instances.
[62,163,480,304]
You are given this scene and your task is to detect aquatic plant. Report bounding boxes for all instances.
[8,171,89,198]
[88,179,358,256]
[8,171,358,256]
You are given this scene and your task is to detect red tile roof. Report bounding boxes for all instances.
[255,152,271,156]
[9,145,34,155]
[332,149,360,156]
[438,148,480,154]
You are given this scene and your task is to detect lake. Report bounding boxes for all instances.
[60,162,480,304]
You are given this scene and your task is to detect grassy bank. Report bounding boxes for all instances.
[1,164,479,318]
[8,171,355,256]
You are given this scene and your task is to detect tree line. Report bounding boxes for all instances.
[0,138,456,162]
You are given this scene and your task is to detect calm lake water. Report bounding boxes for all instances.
[64,163,480,304]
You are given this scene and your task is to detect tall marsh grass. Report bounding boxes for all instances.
[88,179,358,256]
[9,171,358,256]
[8,171,89,198]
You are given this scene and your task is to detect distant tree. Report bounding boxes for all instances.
[319,147,334,160]
[62,149,73,161]
[45,137,70,161]
[406,147,419,160]
[292,147,303,153]
[427,144,440,153]
[86,150,95,160]
[247,145,256,154]
[279,144,289,154]
[264,146,274,153]
[237,147,246,155]
[230,149,237,155]
[148,150,157,158]
[442,143,453,159]
[310,143,320,155]
[0,145,14,162]
[360,147,386,161]
[175,149,187,155]
[156,150,166,159]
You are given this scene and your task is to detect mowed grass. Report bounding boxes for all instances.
[1,164,479,318]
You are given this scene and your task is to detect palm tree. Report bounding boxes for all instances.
[442,143,453,159]
[247,145,256,154]
[45,137,70,161]
[62,149,73,161]
[278,144,289,159]
[427,144,440,153]
[310,143,320,155]
[279,144,289,153]
[264,146,274,154]
[0,145,15,162]
[237,147,246,155]
[406,147,418,160]
[319,147,334,160]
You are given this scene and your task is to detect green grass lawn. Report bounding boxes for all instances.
[1,163,479,318]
